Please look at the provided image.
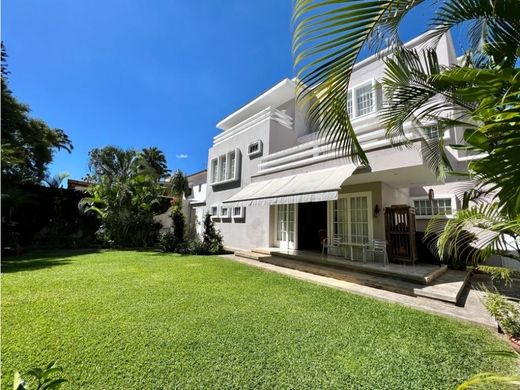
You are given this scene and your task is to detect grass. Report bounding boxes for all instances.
[1,250,515,389]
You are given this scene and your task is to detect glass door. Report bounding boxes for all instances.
[276,204,297,250]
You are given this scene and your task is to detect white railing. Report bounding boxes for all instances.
[257,128,417,175]
[213,107,293,146]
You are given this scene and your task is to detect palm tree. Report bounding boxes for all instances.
[42,171,70,188]
[292,0,520,164]
[141,147,170,179]
[167,169,189,202]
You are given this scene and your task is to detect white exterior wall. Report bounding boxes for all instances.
[204,31,472,251]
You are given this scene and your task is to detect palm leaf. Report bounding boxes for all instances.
[293,0,422,165]
[428,0,520,66]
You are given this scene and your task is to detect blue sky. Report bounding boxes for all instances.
[3,1,468,180]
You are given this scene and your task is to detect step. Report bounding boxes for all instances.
[414,270,471,304]
[257,255,469,305]
[234,251,272,261]
[251,248,272,255]
[258,249,447,285]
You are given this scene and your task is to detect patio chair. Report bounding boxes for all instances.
[363,240,389,266]
[321,233,343,256]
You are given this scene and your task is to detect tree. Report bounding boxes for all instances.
[167,169,189,200]
[141,147,170,179]
[79,146,162,247]
[42,171,70,188]
[202,213,223,254]
[1,42,73,184]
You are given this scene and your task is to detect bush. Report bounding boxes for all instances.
[159,212,224,255]
[484,292,520,337]
[202,213,224,254]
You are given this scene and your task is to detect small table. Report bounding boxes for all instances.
[339,242,367,262]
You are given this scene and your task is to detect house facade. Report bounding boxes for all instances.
[204,31,474,256]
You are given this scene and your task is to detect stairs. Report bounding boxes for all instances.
[233,249,470,305]
[234,250,272,261]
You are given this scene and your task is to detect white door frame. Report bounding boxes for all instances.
[274,203,298,250]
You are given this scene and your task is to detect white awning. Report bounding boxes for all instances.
[223,165,357,206]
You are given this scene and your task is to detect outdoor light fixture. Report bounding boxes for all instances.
[374,204,380,217]
[428,188,435,201]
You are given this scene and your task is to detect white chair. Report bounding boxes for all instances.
[363,240,389,265]
[321,234,343,256]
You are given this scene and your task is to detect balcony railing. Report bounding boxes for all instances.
[256,127,417,175]
[213,107,293,146]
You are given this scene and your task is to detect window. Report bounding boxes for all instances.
[247,141,263,157]
[210,148,240,185]
[356,83,374,116]
[413,197,454,217]
[232,206,244,218]
[210,205,219,219]
[346,91,353,118]
[187,187,192,197]
[423,124,443,140]
[218,155,227,182]
[329,192,372,253]
[220,205,231,218]
[210,160,218,183]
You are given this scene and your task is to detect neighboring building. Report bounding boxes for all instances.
[182,169,207,236]
[67,179,90,191]
[205,31,475,254]
[156,170,208,235]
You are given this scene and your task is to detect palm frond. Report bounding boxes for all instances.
[293,0,422,165]
[426,203,520,264]
[428,0,520,66]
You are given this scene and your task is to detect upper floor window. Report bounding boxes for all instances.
[355,83,374,117]
[346,91,353,118]
[413,196,454,218]
[247,140,263,157]
[210,148,240,185]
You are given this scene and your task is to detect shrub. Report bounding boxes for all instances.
[484,292,520,337]
[202,213,224,254]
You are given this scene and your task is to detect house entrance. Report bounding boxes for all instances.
[297,202,327,251]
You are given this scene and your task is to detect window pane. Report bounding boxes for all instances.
[347,91,353,118]
[356,84,374,116]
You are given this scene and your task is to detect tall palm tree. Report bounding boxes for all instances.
[141,147,170,179]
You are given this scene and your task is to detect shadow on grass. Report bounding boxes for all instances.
[1,248,101,274]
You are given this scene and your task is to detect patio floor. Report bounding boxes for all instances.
[252,248,447,285]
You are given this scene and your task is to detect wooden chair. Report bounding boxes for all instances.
[363,240,389,265]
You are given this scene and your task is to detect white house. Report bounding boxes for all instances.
[204,31,474,261]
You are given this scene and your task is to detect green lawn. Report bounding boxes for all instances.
[1,250,515,389]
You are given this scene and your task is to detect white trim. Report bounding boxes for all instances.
[328,191,374,247]
[210,148,241,186]
[220,205,231,219]
[210,204,219,219]
[232,206,244,219]
[274,204,298,250]
[214,107,293,145]
[410,193,457,219]
[247,140,263,157]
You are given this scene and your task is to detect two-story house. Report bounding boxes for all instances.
[205,31,473,258]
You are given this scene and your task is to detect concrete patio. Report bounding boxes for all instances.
[222,253,495,328]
